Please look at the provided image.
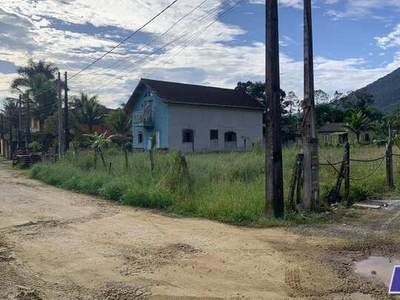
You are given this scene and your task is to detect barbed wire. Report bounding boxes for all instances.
[348,157,385,181]
[350,156,386,163]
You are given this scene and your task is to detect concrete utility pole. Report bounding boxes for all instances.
[302,0,320,211]
[58,72,63,156]
[265,0,284,218]
[64,71,70,153]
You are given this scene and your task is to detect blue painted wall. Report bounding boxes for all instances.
[131,86,169,149]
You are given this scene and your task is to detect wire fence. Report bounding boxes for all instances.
[318,141,397,205]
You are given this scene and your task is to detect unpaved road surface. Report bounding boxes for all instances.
[0,160,399,300]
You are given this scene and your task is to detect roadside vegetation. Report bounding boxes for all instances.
[28,145,400,226]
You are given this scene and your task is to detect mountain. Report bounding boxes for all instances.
[358,67,400,112]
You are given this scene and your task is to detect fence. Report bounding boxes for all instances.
[288,141,397,211]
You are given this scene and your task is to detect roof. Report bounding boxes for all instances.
[125,78,264,111]
[318,122,347,133]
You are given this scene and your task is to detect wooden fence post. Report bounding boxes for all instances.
[386,141,394,189]
[344,142,350,207]
[287,154,304,212]
[295,154,304,206]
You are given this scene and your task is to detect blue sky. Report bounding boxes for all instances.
[1,0,400,107]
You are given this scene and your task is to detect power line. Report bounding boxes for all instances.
[79,0,209,79]
[68,0,180,81]
[144,0,244,78]
[87,0,240,94]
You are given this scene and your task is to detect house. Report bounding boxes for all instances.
[125,78,264,152]
[318,122,372,144]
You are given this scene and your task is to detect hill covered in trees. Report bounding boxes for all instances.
[358,67,400,112]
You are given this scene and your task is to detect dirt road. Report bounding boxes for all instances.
[0,160,399,300]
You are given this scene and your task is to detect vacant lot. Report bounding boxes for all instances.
[1,159,400,299]
[29,146,400,226]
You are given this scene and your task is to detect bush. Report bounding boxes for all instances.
[99,178,131,200]
[121,188,173,209]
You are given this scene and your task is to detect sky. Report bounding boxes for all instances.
[1,0,400,108]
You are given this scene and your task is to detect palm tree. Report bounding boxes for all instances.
[17,59,58,80]
[11,60,59,128]
[345,110,372,143]
[108,108,131,135]
[72,93,104,134]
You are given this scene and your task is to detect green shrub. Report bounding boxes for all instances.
[99,179,131,200]
[121,188,173,209]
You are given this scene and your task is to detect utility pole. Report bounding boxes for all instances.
[9,110,13,159]
[0,114,4,140]
[302,0,320,211]
[18,94,22,149]
[25,93,31,147]
[58,72,63,156]
[64,71,70,153]
[265,0,284,218]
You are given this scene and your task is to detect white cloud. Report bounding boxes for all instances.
[1,0,400,109]
[326,0,400,19]
[249,0,302,9]
[376,24,400,49]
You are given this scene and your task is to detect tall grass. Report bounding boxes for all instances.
[28,145,400,226]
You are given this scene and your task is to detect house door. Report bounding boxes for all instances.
[224,131,237,151]
[182,129,194,152]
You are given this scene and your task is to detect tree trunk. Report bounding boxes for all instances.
[98,147,106,167]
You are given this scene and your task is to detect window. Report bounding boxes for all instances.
[138,131,143,143]
[224,131,237,142]
[323,134,330,143]
[210,130,218,140]
[144,90,153,97]
[182,129,194,143]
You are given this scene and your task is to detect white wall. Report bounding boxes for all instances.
[168,104,263,152]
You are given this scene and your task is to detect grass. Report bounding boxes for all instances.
[27,145,400,227]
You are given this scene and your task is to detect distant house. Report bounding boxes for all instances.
[30,117,41,132]
[318,122,372,144]
[125,78,264,152]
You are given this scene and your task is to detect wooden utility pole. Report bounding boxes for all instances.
[386,141,394,189]
[18,94,22,149]
[265,0,284,218]
[0,115,3,140]
[9,110,13,159]
[64,71,70,153]
[58,72,63,156]
[302,0,320,211]
[25,93,31,147]
[344,142,350,207]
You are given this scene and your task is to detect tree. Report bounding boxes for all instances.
[108,108,131,135]
[345,110,372,143]
[235,81,286,104]
[43,111,79,137]
[316,103,344,128]
[17,59,58,80]
[72,93,105,134]
[235,81,265,101]
[11,60,59,126]
[284,91,299,115]
[315,90,329,104]
[341,88,374,114]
